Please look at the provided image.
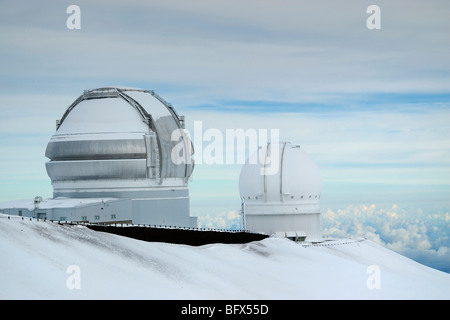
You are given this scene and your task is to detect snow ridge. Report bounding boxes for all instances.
[1,214,449,300]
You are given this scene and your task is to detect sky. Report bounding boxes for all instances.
[0,0,449,272]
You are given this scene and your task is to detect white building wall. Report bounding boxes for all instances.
[131,196,194,227]
[50,199,132,223]
[245,211,322,241]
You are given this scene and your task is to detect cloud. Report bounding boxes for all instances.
[194,202,450,272]
[182,105,450,187]
[321,204,450,273]
[197,210,243,231]
[1,0,449,98]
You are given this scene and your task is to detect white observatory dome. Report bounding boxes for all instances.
[3,87,199,228]
[239,142,322,241]
[239,142,322,204]
[45,87,194,198]
[42,87,197,227]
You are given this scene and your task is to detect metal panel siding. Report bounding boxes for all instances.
[125,91,193,180]
[46,159,147,180]
[52,184,189,199]
[45,139,147,161]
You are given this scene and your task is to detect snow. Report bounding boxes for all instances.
[1,213,449,300]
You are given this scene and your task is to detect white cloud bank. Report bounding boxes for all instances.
[198,210,243,231]
[322,204,450,273]
[197,203,450,273]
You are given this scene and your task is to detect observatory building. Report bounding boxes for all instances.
[239,142,322,241]
[1,87,197,227]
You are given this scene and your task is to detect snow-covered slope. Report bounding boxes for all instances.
[1,214,449,300]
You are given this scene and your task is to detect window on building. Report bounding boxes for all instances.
[81,216,87,221]
[94,215,100,220]
[60,217,66,221]
[111,214,116,219]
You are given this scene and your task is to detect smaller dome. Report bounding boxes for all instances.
[239,142,322,203]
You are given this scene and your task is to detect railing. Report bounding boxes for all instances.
[299,238,366,248]
[4,215,251,234]
[2,214,365,246]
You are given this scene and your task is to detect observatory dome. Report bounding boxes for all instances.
[45,87,194,198]
[239,142,322,204]
[239,142,322,241]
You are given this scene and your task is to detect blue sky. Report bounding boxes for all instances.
[1,0,449,272]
